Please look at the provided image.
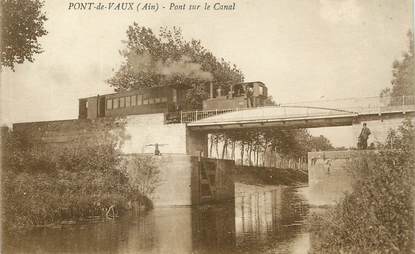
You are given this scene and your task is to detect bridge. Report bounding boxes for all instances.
[11,95,415,207]
[177,96,415,131]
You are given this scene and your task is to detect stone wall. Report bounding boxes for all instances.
[12,118,120,157]
[12,113,188,155]
[123,155,235,207]
[193,158,235,205]
[122,114,187,154]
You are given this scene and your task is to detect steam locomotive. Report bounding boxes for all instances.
[78,81,268,120]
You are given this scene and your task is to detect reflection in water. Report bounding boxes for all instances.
[3,184,310,254]
[192,204,236,254]
[233,184,309,253]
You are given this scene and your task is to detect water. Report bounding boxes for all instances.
[3,183,310,254]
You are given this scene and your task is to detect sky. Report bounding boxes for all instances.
[1,0,413,147]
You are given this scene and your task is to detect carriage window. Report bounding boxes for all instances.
[119,97,125,108]
[106,99,112,110]
[113,98,119,109]
[143,96,148,105]
[161,97,167,103]
[137,94,143,105]
[125,96,131,107]
[259,86,264,95]
[131,95,136,106]
[149,98,155,104]
[155,97,161,103]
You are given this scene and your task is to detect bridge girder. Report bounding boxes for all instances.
[187,111,415,132]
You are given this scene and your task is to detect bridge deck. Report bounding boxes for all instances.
[178,96,415,130]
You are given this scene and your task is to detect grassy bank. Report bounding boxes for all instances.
[309,120,415,253]
[1,131,155,233]
[234,165,308,186]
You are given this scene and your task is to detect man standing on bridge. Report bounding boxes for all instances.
[358,123,371,149]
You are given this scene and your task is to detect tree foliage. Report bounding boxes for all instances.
[1,0,48,70]
[310,119,415,253]
[108,24,244,109]
[381,31,414,97]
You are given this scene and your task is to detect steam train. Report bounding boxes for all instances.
[78,81,268,120]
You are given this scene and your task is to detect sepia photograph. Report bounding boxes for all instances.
[0,0,414,253]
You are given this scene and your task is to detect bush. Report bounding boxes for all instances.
[1,130,153,233]
[309,120,415,253]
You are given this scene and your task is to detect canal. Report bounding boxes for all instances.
[3,183,311,254]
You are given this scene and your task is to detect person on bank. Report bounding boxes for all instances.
[358,123,371,149]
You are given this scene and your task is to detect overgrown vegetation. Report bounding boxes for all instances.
[1,128,157,233]
[129,155,163,210]
[309,119,415,253]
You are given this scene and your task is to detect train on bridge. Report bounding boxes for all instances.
[78,81,268,120]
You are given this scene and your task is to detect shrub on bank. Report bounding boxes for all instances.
[309,120,415,253]
[1,131,153,233]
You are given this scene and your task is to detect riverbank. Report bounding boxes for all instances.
[234,165,308,186]
[1,131,155,234]
[308,121,415,253]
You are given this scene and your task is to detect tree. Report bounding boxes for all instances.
[209,128,333,167]
[381,31,414,97]
[1,0,48,70]
[108,24,244,109]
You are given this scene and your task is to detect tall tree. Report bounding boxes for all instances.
[1,0,48,70]
[381,31,414,97]
[108,24,244,109]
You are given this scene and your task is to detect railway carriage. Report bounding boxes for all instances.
[78,82,268,120]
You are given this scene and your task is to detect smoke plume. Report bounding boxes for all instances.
[126,51,213,81]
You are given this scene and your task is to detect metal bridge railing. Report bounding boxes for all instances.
[281,95,415,114]
[165,108,241,124]
[164,95,415,124]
